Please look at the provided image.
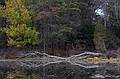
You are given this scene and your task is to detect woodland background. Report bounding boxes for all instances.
[0,0,120,57]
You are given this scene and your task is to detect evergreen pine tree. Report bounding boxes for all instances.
[94,21,107,52]
[0,0,40,47]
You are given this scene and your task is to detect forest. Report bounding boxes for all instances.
[0,0,120,57]
[0,0,120,79]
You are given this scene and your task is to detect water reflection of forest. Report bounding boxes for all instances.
[0,62,120,79]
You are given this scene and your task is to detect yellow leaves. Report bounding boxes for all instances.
[0,0,32,26]
[21,9,32,24]
[3,24,40,47]
[7,38,17,46]
[7,71,41,79]
[0,0,40,47]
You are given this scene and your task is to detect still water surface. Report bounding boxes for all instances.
[0,61,120,79]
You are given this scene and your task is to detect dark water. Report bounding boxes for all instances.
[0,61,120,79]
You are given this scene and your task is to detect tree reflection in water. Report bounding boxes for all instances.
[0,61,120,79]
[0,52,120,79]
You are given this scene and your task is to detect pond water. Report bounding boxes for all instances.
[0,61,120,79]
[0,52,120,79]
